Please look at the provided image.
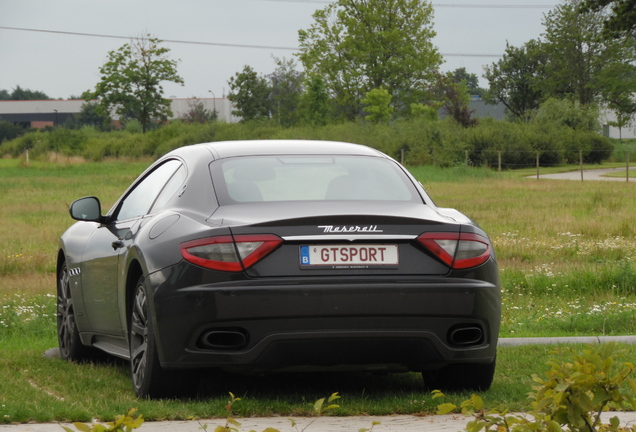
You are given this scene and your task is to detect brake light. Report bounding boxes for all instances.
[417,232,492,269]
[180,234,282,272]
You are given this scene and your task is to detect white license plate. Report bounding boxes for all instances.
[300,244,399,267]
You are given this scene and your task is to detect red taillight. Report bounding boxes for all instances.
[180,234,282,272]
[417,232,492,269]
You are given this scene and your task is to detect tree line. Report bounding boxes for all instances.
[1,0,634,145]
[227,0,636,134]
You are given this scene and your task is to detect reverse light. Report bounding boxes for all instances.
[181,234,282,272]
[417,232,491,269]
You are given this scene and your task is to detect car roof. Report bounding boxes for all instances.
[197,140,386,159]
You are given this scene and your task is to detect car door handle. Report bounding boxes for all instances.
[112,240,124,250]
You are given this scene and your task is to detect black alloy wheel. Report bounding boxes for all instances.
[129,276,191,398]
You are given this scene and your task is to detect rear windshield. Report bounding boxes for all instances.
[210,155,421,204]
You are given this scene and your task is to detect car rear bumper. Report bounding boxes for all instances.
[149,262,500,372]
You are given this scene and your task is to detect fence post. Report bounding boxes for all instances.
[465,150,469,166]
[536,152,540,180]
[627,150,630,183]
[580,150,583,182]
[401,149,404,165]
[498,151,502,173]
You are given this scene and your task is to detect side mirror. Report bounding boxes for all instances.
[70,196,103,222]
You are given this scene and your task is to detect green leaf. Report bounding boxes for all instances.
[73,423,91,432]
[471,395,484,411]
[431,390,445,399]
[437,403,457,415]
[314,397,325,413]
[227,418,241,427]
[547,420,564,432]
[610,416,620,427]
[327,392,341,403]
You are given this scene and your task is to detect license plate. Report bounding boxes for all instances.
[300,244,399,267]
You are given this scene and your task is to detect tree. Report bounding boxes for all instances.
[450,68,485,99]
[533,97,600,131]
[180,98,217,123]
[362,88,394,124]
[298,75,331,126]
[484,40,546,121]
[268,57,304,127]
[298,0,442,120]
[1,86,50,100]
[432,72,477,127]
[0,120,27,142]
[227,65,271,122]
[581,0,636,38]
[86,35,183,133]
[539,0,626,106]
[598,61,636,138]
[64,102,112,130]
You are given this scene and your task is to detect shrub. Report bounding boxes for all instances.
[0,118,616,165]
[437,342,636,432]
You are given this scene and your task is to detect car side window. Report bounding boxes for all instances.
[116,160,182,221]
[150,164,186,213]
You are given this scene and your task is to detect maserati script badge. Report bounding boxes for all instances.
[318,225,383,233]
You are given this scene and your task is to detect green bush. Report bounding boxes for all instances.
[0,118,616,166]
[0,120,28,143]
[437,342,636,432]
[609,139,636,162]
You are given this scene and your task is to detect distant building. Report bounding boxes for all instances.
[0,98,237,128]
[438,98,507,121]
[3,98,633,139]
[599,108,636,139]
[469,99,506,120]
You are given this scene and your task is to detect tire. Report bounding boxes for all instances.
[422,359,496,393]
[129,276,193,399]
[57,260,92,361]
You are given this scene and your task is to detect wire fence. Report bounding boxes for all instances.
[399,148,634,182]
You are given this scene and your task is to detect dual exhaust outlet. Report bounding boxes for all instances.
[197,325,484,351]
[199,328,249,350]
[448,325,484,346]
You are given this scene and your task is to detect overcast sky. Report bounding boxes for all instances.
[1,0,560,100]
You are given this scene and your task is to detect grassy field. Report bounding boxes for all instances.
[1,157,636,423]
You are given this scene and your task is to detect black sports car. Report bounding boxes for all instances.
[57,140,500,398]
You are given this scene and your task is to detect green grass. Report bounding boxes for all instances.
[1,158,636,423]
[5,335,634,423]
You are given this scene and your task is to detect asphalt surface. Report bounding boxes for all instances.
[530,167,636,181]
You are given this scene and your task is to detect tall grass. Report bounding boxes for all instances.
[0,159,149,278]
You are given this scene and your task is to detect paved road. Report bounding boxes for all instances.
[531,167,636,181]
